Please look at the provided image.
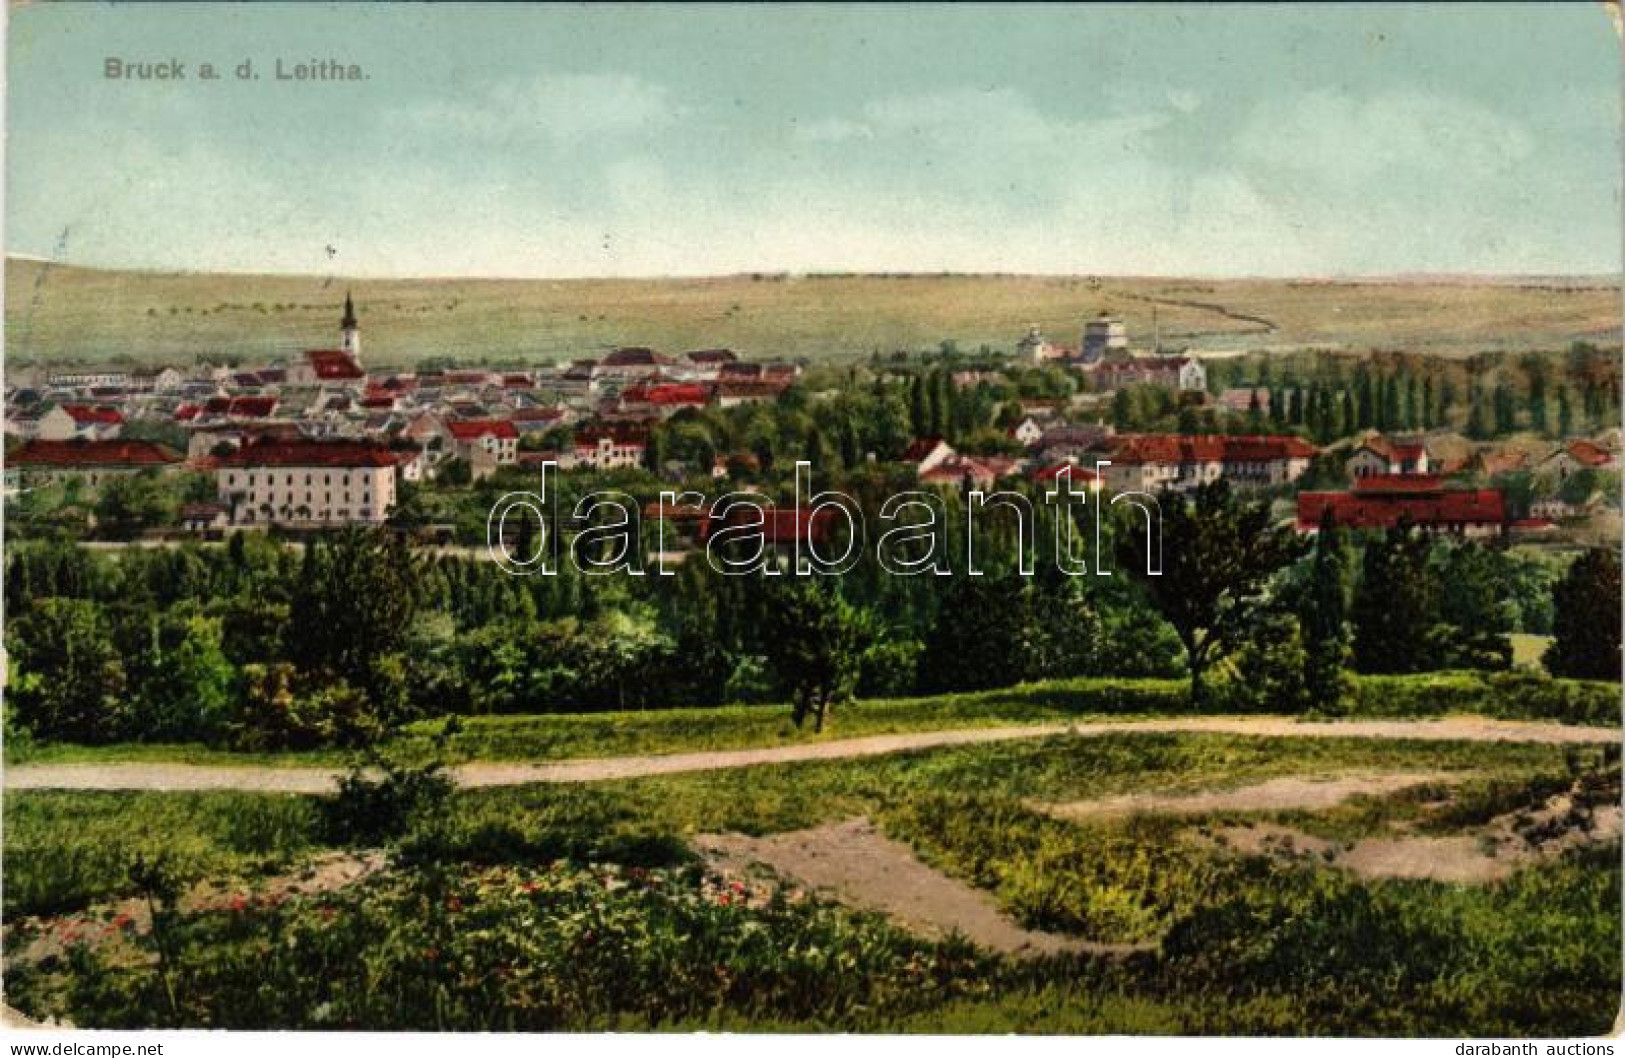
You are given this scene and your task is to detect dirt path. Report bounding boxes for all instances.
[7,717,1618,794]
[1036,771,1463,820]
[694,818,1142,958]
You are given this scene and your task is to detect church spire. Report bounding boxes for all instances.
[340,291,360,362]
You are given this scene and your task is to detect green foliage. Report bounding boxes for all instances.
[761,581,876,732]
[1545,548,1622,681]
[24,862,993,1030]
[1299,518,1354,714]
[319,719,460,847]
[7,597,130,742]
[1120,482,1308,705]
[1352,524,1440,674]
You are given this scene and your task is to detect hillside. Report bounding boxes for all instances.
[6,258,1619,369]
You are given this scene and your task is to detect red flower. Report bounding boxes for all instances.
[446,898,462,912]
[423,947,439,961]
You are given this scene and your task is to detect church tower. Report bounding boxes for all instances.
[341,291,360,363]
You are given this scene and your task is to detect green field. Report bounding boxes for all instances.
[7,258,1620,367]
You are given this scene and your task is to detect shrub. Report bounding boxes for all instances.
[1347,670,1618,726]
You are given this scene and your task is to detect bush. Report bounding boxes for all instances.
[1347,670,1618,726]
[227,666,385,752]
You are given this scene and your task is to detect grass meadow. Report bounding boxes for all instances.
[9,259,1620,367]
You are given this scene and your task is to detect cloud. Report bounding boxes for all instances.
[390,72,684,141]
[802,87,1172,152]
[1233,89,1535,181]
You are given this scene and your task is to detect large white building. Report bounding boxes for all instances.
[215,439,401,526]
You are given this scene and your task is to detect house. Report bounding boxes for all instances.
[1032,462,1103,491]
[1531,493,1607,521]
[35,404,125,441]
[716,380,786,407]
[1008,417,1045,448]
[130,367,187,394]
[1102,434,1316,493]
[509,406,569,434]
[446,420,519,467]
[1347,434,1430,479]
[1297,476,1505,538]
[180,502,229,532]
[214,439,400,526]
[594,347,676,380]
[572,424,648,470]
[903,436,956,475]
[618,381,713,417]
[286,349,365,387]
[1217,388,1272,415]
[697,505,838,561]
[46,369,129,391]
[9,438,182,491]
[1538,439,1619,480]
[200,395,278,421]
[682,349,739,380]
[1036,423,1116,459]
[1090,356,1207,393]
[1016,326,1076,362]
[919,454,1002,490]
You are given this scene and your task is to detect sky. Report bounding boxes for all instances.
[5,3,1621,278]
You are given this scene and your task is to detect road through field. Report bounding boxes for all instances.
[6,716,1618,794]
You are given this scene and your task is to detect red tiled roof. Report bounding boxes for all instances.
[204,395,278,419]
[1566,440,1614,468]
[502,374,535,389]
[1297,489,1504,531]
[62,404,125,426]
[1111,434,1317,465]
[1033,463,1101,484]
[174,403,202,421]
[699,505,837,545]
[12,439,181,467]
[214,440,401,468]
[1351,474,1445,494]
[446,420,519,441]
[304,349,365,381]
[903,437,949,461]
[622,382,713,406]
[575,424,648,449]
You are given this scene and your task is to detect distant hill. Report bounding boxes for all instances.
[6,258,1619,368]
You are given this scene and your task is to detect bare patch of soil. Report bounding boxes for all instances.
[694,818,1144,958]
[1200,781,1622,883]
[1037,772,1462,820]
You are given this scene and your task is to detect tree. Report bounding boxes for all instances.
[1351,523,1438,673]
[285,530,421,710]
[8,597,130,742]
[1545,549,1622,680]
[94,471,181,538]
[1434,542,1513,669]
[1300,510,1354,713]
[760,581,875,733]
[1119,482,1308,706]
